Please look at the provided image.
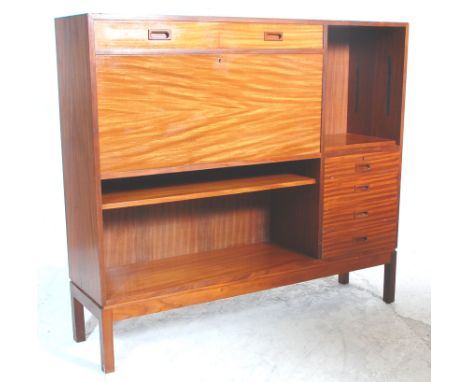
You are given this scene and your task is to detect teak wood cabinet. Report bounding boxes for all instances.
[55,14,408,373]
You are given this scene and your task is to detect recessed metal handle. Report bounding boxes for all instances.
[353,236,368,243]
[148,29,171,40]
[264,31,283,41]
[354,211,369,219]
[354,184,369,192]
[356,163,372,172]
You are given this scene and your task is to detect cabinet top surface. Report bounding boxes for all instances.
[56,13,408,27]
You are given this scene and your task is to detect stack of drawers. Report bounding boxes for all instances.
[322,151,401,258]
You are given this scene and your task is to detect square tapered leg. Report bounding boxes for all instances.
[99,309,115,373]
[338,273,349,284]
[71,293,86,342]
[383,251,397,303]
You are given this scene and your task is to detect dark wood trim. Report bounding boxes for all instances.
[394,25,409,249]
[86,13,108,308]
[95,48,324,56]
[80,13,409,27]
[383,250,397,303]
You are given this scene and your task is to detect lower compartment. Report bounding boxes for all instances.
[105,242,392,320]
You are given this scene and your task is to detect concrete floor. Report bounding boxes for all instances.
[38,250,430,381]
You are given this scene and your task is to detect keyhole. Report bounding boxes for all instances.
[218,57,222,64]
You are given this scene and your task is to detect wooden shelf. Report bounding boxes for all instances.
[324,133,396,153]
[106,243,311,304]
[102,174,316,210]
[105,242,391,317]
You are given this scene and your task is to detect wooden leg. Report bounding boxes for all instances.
[383,251,397,303]
[338,273,349,284]
[71,295,86,342]
[99,309,115,373]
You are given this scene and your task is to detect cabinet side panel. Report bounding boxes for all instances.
[56,15,103,304]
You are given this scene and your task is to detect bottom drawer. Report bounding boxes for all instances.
[322,221,397,259]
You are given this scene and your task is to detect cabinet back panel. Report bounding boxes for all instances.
[103,193,270,267]
[347,27,406,143]
[96,53,322,178]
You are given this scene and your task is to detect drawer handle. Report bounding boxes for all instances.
[356,163,372,172]
[353,236,368,243]
[354,184,369,192]
[354,211,369,219]
[264,31,283,41]
[148,29,172,40]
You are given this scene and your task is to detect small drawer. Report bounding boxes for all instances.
[323,173,400,209]
[219,23,323,49]
[322,221,397,259]
[322,198,398,234]
[324,151,400,182]
[94,20,219,50]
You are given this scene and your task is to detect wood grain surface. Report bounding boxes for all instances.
[347,27,406,144]
[324,133,396,154]
[96,53,322,178]
[322,151,400,258]
[219,23,322,48]
[94,20,219,50]
[103,193,271,267]
[102,174,316,209]
[322,27,349,136]
[55,15,105,304]
[105,243,391,319]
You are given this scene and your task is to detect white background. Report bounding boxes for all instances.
[1,0,467,380]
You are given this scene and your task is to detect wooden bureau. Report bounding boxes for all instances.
[55,14,408,373]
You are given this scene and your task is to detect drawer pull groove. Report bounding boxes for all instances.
[353,236,369,243]
[354,184,369,192]
[354,211,369,219]
[356,163,372,172]
[264,31,283,41]
[148,30,172,40]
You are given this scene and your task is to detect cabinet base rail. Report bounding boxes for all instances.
[70,249,396,374]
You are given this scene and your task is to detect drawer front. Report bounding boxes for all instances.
[322,221,397,259]
[321,151,400,259]
[324,151,400,181]
[96,53,322,178]
[323,198,398,234]
[219,23,323,49]
[323,151,400,208]
[94,20,219,50]
[323,173,400,209]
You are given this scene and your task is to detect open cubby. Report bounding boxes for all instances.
[323,26,406,152]
[102,160,320,303]
[101,160,317,209]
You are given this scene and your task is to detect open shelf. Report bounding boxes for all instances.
[106,243,317,304]
[323,26,406,150]
[102,173,316,210]
[324,133,396,153]
[105,242,391,310]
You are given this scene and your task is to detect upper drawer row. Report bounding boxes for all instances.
[93,20,323,50]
